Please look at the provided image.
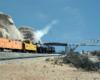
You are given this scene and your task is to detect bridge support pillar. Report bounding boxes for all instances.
[65,46,69,54]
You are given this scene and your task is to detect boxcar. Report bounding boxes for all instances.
[0,37,23,52]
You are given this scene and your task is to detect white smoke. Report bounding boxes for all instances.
[35,20,58,42]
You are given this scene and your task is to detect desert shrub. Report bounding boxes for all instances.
[53,57,64,65]
[91,51,100,56]
[63,51,100,71]
[46,51,100,71]
[91,51,99,56]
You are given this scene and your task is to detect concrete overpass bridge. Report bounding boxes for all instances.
[43,42,68,54]
[43,39,100,54]
[43,42,67,46]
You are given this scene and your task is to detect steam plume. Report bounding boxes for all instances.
[35,20,58,42]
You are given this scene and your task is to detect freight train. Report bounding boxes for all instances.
[0,37,55,53]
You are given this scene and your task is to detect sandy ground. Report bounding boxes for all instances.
[0,59,100,80]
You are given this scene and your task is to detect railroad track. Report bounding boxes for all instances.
[0,52,60,61]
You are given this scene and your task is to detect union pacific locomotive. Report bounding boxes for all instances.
[0,37,55,53]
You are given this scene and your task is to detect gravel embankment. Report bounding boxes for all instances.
[0,52,61,65]
[0,56,55,65]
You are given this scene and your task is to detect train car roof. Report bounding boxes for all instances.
[0,37,23,42]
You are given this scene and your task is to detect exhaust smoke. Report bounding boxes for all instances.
[35,20,58,42]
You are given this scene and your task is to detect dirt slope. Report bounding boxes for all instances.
[0,59,100,80]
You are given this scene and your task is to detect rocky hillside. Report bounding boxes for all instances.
[0,12,23,40]
[18,26,36,43]
[0,12,42,44]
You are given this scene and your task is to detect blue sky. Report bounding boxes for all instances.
[0,0,100,52]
